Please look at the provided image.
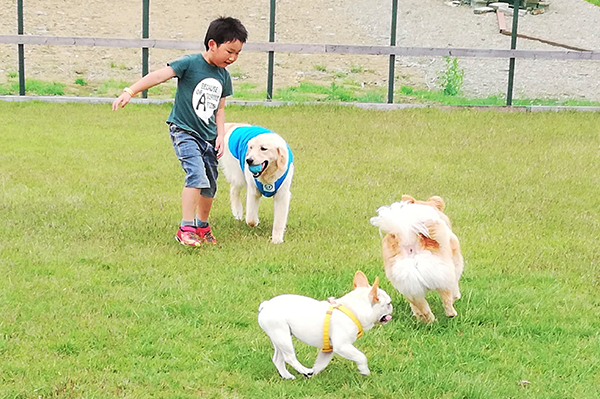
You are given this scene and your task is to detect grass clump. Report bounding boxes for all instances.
[274,82,385,103]
[0,79,66,95]
[350,64,364,73]
[397,85,600,107]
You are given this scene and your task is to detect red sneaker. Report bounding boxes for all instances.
[175,226,202,247]
[196,225,217,244]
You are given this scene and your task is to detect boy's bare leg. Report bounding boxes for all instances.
[176,187,205,246]
[182,187,201,221]
[195,193,217,244]
[196,194,214,221]
[181,187,214,221]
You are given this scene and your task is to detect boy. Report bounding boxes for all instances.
[112,17,247,247]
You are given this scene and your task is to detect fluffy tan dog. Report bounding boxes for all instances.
[370,195,464,323]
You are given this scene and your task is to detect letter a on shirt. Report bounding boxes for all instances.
[192,78,222,125]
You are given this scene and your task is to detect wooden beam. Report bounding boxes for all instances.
[496,10,589,52]
[0,34,598,60]
[499,30,590,52]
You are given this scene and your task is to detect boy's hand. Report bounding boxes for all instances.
[215,135,224,159]
[112,92,131,111]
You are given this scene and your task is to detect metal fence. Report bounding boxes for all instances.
[2,0,599,106]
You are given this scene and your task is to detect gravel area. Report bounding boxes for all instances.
[391,0,600,101]
[0,0,598,101]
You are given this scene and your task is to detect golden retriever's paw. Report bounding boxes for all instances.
[232,209,243,220]
[271,236,284,244]
[246,218,259,228]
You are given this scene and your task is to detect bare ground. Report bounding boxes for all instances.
[0,0,599,101]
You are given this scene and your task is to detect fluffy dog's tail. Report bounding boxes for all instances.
[370,201,442,239]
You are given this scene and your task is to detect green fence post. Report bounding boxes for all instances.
[388,0,398,104]
[506,0,521,106]
[141,0,150,98]
[266,0,276,100]
[17,0,25,96]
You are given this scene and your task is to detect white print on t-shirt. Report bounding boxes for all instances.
[192,78,223,124]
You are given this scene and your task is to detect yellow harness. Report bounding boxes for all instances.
[322,304,363,352]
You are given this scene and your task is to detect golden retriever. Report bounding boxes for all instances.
[220,123,294,244]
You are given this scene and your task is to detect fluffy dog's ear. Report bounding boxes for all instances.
[427,196,445,211]
[369,276,380,303]
[401,194,416,203]
[353,271,369,289]
[276,146,287,171]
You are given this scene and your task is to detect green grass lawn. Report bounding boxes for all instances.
[4,76,600,107]
[1,102,599,398]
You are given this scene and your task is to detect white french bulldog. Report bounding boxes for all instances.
[257,271,393,379]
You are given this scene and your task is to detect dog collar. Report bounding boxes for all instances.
[253,147,293,198]
[322,304,363,353]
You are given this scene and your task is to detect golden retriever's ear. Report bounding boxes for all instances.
[353,271,369,289]
[276,146,287,171]
[369,276,380,303]
[401,195,416,203]
[427,196,445,211]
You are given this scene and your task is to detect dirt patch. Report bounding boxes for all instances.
[1,0,599,101]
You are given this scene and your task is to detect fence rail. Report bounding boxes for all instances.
[2,35,598,61]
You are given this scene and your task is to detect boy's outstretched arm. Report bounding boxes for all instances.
[214,97,227,159]
[112,66,176,111]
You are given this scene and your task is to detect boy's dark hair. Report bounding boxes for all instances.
[204,17,248,50]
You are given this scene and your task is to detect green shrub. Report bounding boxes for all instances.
[436,56,465,96]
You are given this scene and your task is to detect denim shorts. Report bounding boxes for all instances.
[168,123,218,198]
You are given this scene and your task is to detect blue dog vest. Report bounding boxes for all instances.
[228,126,293,197]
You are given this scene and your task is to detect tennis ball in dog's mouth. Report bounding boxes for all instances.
[248,164,263,174]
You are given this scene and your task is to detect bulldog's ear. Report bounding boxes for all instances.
[369,276,380,303]
[276,146,287,171]
[401,194,416,203]
[353,271,369,289]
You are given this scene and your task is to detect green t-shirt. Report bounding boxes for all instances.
[166,54,233,142]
